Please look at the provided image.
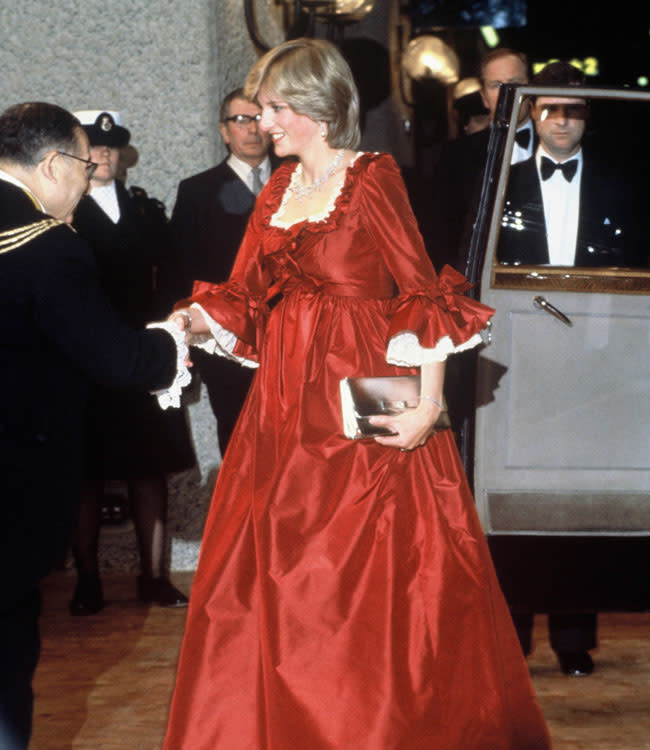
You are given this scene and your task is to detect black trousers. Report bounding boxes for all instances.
[0,588,41,749]
[192,347,255,455]
[512,611,598,655]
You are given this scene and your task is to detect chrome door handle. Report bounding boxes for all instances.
[533,296,572,326]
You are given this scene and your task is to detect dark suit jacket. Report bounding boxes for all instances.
[163,160,257,302]
[161,159,265,451]
[427,128,491,272]
[0,180,178,607]
[497,152,641,267]
[73,180,170,326]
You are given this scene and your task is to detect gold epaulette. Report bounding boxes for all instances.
[0,218,72,255]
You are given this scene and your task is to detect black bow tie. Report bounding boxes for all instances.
[514,128,531,149]
[540,156,578,182]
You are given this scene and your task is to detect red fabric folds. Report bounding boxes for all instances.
[163,152,550,750]
[388,265,494,353]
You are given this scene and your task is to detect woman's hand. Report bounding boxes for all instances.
[169,307,208,335]
[169,307,207,367]
[370,360,446,452]
[370,398,442,451]
[170,308,194,334]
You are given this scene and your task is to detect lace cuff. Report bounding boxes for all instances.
[387,266,494,365]
[146,320,192,409]
[188,303,259,369]
[386,330,485,366]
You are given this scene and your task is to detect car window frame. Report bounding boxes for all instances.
[485,84,650,295]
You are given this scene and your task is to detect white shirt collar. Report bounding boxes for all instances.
[535,144,583,169]
[227,153,271,191]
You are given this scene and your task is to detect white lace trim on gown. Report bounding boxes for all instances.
[188,302,259,369]
[146,320,193,408]
[387,330,485,366]
[270,152,364,229]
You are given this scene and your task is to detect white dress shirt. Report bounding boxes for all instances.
[89,181,121,223]
[227,154,271,195]
[536,146,583,266]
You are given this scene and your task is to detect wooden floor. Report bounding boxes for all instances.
[31,571,650,749]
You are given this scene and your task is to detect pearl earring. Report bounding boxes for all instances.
[320,124,327,138]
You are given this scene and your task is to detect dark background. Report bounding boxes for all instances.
[409,0,650,88]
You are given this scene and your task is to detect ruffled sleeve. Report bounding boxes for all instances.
[358,153,494,365]
[386,265,493,365]
[174,186,276,367]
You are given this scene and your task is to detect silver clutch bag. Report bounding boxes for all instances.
[340,375,450,440]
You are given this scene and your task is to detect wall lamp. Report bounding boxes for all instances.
[244,0,375,52]
[402,35,459,85]
[398,33,459,114]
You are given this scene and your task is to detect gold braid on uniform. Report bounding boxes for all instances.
[0,218,74,255]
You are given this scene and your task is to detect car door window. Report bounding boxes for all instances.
[491,88,650,295]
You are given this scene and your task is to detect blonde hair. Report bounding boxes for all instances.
[244,38,361,150]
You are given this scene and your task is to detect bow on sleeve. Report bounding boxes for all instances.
[388,265,494,355]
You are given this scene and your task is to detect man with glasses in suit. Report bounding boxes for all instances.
[163,89,273,455]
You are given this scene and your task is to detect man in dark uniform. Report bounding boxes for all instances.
[163,88,273,455]
[0,102,188,749]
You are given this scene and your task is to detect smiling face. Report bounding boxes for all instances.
[533,96,587,161]
[257,88,321,161]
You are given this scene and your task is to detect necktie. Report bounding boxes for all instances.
[250,166,263,196]
[540,156,578,182]
[514,128,531,149]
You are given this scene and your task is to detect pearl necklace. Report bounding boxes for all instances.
[291,149,345,202]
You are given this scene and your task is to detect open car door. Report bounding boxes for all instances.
[469,84,650,613]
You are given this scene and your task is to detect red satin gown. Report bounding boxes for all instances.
[163,153,550,749]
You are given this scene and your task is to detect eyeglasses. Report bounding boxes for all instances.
[536,104,589,122]
[223,113,262,127]
[57,151,99,177]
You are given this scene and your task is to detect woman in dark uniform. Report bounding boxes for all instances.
[69,110,195,614]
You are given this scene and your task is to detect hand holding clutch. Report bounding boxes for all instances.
[340,375,450,443]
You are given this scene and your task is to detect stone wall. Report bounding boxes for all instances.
[0,0,281,207]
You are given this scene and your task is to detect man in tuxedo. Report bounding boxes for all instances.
[165,88,273,454]
[0,102,188,748]
[428,47,533,272]
[498,62,641,267]
[496,61,641,677]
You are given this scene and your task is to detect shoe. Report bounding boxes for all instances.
[137,575,188,608]
[557,650,594,676]
[69,575,104,616]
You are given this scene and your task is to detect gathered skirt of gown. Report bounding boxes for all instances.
[163,153,550,749]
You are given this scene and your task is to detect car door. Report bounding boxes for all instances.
[471,85,650,612]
